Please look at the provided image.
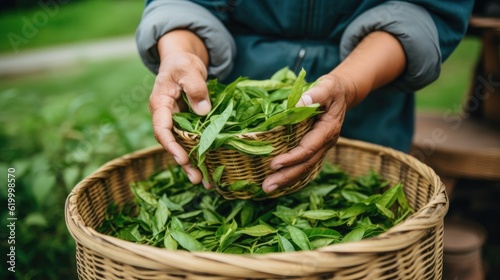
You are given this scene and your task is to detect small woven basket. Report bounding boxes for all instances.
[65,138,448,280]
[173,117,323,200]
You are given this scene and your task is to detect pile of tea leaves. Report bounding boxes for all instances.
[98,163,413,253]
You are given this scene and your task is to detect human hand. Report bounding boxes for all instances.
[261,74,353,193]
[149,51,211,187]
[261,31,406,193]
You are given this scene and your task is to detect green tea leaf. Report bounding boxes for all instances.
[249,104,320,132]
[375,203,394,219]
[310,238,336,249]
[270,66,296,82]
[377,184,400,208]
[277,234,295,252]
[154,199,170,230]
[131,184,158,210]
[303,228,341,239]
[212,165,225,185]
[240,202,255,227]
[396,183,411,211]
[208,78,240,118]
[273,206,299,225]
[300,210,338,220]
[117,225,141,242]
[170,229,206,252]
[170,216,184,232]
[218,220,240,252]
[164,232,178,250]
[287,68,307,109]
[227,180,253,191]
[169,191,196,207]
[238,86,269,98]
[203,209,223,223]
[224,246,247,254]
[160,194,184,212]
[287,225,311,251]
[237,79,288,91]
[225,138,274,155]
[341,227,366,243]
[254,246,279,254]
[189,229,215,239]
[225,200,246,222]
[176,210,203,219]
[341,203,372,219]
[341,190,368,203]
[172,115,196,132]
[237,224,276,237]
[197,100,234,160]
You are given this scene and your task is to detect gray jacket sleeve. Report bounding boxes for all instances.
[135,0,236,79]
[340,1,441,92]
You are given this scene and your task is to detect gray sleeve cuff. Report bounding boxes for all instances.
[135,0,236,79]
[340,1,441,92]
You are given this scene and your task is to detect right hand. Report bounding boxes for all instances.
[149,51,211,187]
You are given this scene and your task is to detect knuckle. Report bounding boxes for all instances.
[182,79,207,96]
[152,126,163,142]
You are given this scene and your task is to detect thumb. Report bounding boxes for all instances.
[296,94,314,107]
[180,72,211,116]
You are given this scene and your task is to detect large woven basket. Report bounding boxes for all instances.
[173,117,324,200]
[65,137,448,280]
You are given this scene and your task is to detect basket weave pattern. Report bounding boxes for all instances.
[173,118,323,199]
[65,138,448,279]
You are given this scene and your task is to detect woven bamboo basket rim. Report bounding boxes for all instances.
[65,137,448,278]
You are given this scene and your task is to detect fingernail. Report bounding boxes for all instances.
[265,184,279,193]
[187,172,194,183]
[173,155,180,163]
[272,164,283,170]
[298,95,313,107]
[202,179,212,189]
[197,100,211,115]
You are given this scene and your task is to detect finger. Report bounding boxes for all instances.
[201,179,213,190]
[176,61,211,116]
[151,104,189,164]
[262,145,330,193]
[152,104,203,184]
[181,162,203,185]
[270,82,346,170]
[271,118,340,170]
[296,76,335,107]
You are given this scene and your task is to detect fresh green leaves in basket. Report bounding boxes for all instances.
[98,163,414,253]
[172,67,321,184]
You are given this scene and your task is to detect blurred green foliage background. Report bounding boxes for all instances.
[0,1,482,279]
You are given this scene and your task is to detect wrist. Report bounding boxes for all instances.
[328,31,406,108]
[158,30,209,67]
[323,72,361,109]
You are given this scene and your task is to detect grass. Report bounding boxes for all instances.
[0,0,144,54]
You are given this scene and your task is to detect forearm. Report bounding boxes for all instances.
[157,30,209,67]
[332,31,406,108]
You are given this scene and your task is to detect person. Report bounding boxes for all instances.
[135,0,474,193]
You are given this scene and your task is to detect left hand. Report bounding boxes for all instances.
[262,74,354,193]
